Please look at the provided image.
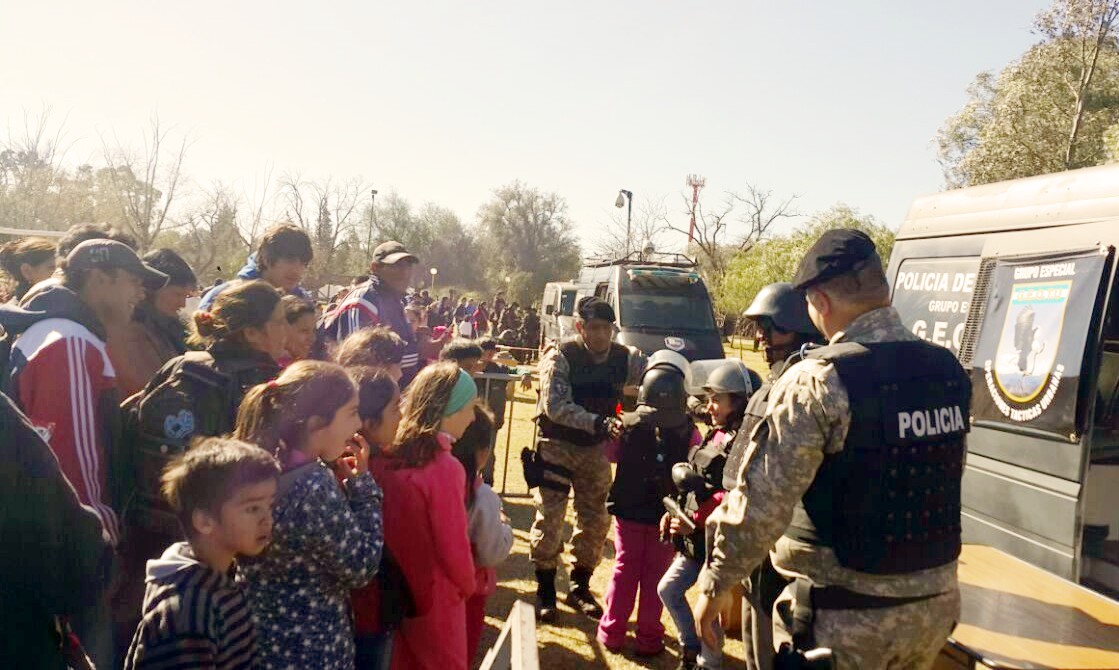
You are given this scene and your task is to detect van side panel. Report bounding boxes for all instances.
[888,231,1100,580]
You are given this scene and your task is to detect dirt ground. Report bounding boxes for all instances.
[475,341,767,669]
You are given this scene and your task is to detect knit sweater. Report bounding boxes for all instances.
[124,542,256,669]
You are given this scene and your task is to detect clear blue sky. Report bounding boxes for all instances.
[2,0,1050,250]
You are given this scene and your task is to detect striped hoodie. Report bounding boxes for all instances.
[1,283,123,545]
[124,541,257,669]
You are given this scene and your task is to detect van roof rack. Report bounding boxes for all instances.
[583,250,697,269]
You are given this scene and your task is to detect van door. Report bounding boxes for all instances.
[891,239,1117,579]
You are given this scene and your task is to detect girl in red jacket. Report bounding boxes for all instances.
[370,362,479,670]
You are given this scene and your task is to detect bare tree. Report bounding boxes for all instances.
[100,116,189,249]
[730,183,799,253]
[278,174,370,284]
[0,106,74,231]
[177,184,243,279]
[665,181,798,282]
[593,195,674,259]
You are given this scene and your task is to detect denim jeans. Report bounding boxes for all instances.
[657,554,723,668]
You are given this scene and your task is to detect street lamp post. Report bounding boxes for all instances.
[366,189,378,255]
[430,267,438,294]
[615,189,633,257]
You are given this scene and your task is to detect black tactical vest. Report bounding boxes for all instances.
[722,354,798,491]
[783,340,970,575]
[723,385,770,490]
[676,425,737,560]
[538,340,629,446]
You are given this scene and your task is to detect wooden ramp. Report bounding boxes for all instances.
[938,544,1119,669]
[480,600,539,670]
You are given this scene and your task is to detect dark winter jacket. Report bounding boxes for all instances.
[607,408,696,525]
[0,392,111,669]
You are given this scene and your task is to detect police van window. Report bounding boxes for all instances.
[891,257,981,356]
[558,290,577,316]
[620,285,715,331]
[1095,275,1119,429]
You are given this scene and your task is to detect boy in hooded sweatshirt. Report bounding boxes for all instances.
[124,438,280,670]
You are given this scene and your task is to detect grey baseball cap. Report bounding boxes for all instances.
[66,239,169,290]
[372,241,418,265]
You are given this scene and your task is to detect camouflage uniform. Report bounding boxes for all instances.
[699,307,960,670]
[529,343,645,572]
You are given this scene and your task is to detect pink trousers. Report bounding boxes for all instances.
[596,518,675,653]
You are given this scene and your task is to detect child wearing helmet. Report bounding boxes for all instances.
[597,352,700,657]
[657,360,754,670]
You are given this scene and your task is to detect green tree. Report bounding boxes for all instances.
[938,0,1119,187]
[716,204,895,317]
[475,181,581,305]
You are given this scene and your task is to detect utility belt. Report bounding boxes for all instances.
[779,577,948,669]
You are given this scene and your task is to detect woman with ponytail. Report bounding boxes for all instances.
[118,279,292,646]
[370,361,479,670]
[235,360,384,670]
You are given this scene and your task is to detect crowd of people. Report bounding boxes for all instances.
[1,223,969,670]
[0,225,522,670]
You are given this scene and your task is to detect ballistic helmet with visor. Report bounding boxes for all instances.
[744,282,820,337]
[703,360,754,396]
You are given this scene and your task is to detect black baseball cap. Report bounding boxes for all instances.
[66,240,168,290]
[372,241,418,265]
[792,229,878,291]
[577,296,616,323]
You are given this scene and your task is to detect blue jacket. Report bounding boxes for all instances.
[198,254,313,310]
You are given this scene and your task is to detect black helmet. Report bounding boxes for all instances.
[637,366,688,413]
[743,282,820,336]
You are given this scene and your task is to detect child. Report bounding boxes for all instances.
[348,366,409,670]
[335,325,408,384]
[451,406,514,664]
[234,360,384,670]
[370,362,478,670]
[598,355,696,657]
[658,361,751,670]
[476,337,531,483]
[439,338,484,373]
[279,294,317,366]
[124,437,280,669]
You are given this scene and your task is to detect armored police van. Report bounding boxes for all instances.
[887,163,1119,596]
[574,253,724,361]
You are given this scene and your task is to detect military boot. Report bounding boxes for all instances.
[535,569,558,623]
[566,566,603,618]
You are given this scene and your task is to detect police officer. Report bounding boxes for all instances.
[724,282,824,670]
[695,230,970,670]
[530,296,646,622]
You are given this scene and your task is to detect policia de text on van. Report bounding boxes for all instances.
[695,230,970,670]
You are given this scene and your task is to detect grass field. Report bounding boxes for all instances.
[475,341,768,669]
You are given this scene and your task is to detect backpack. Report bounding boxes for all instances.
[121,352,238,535]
